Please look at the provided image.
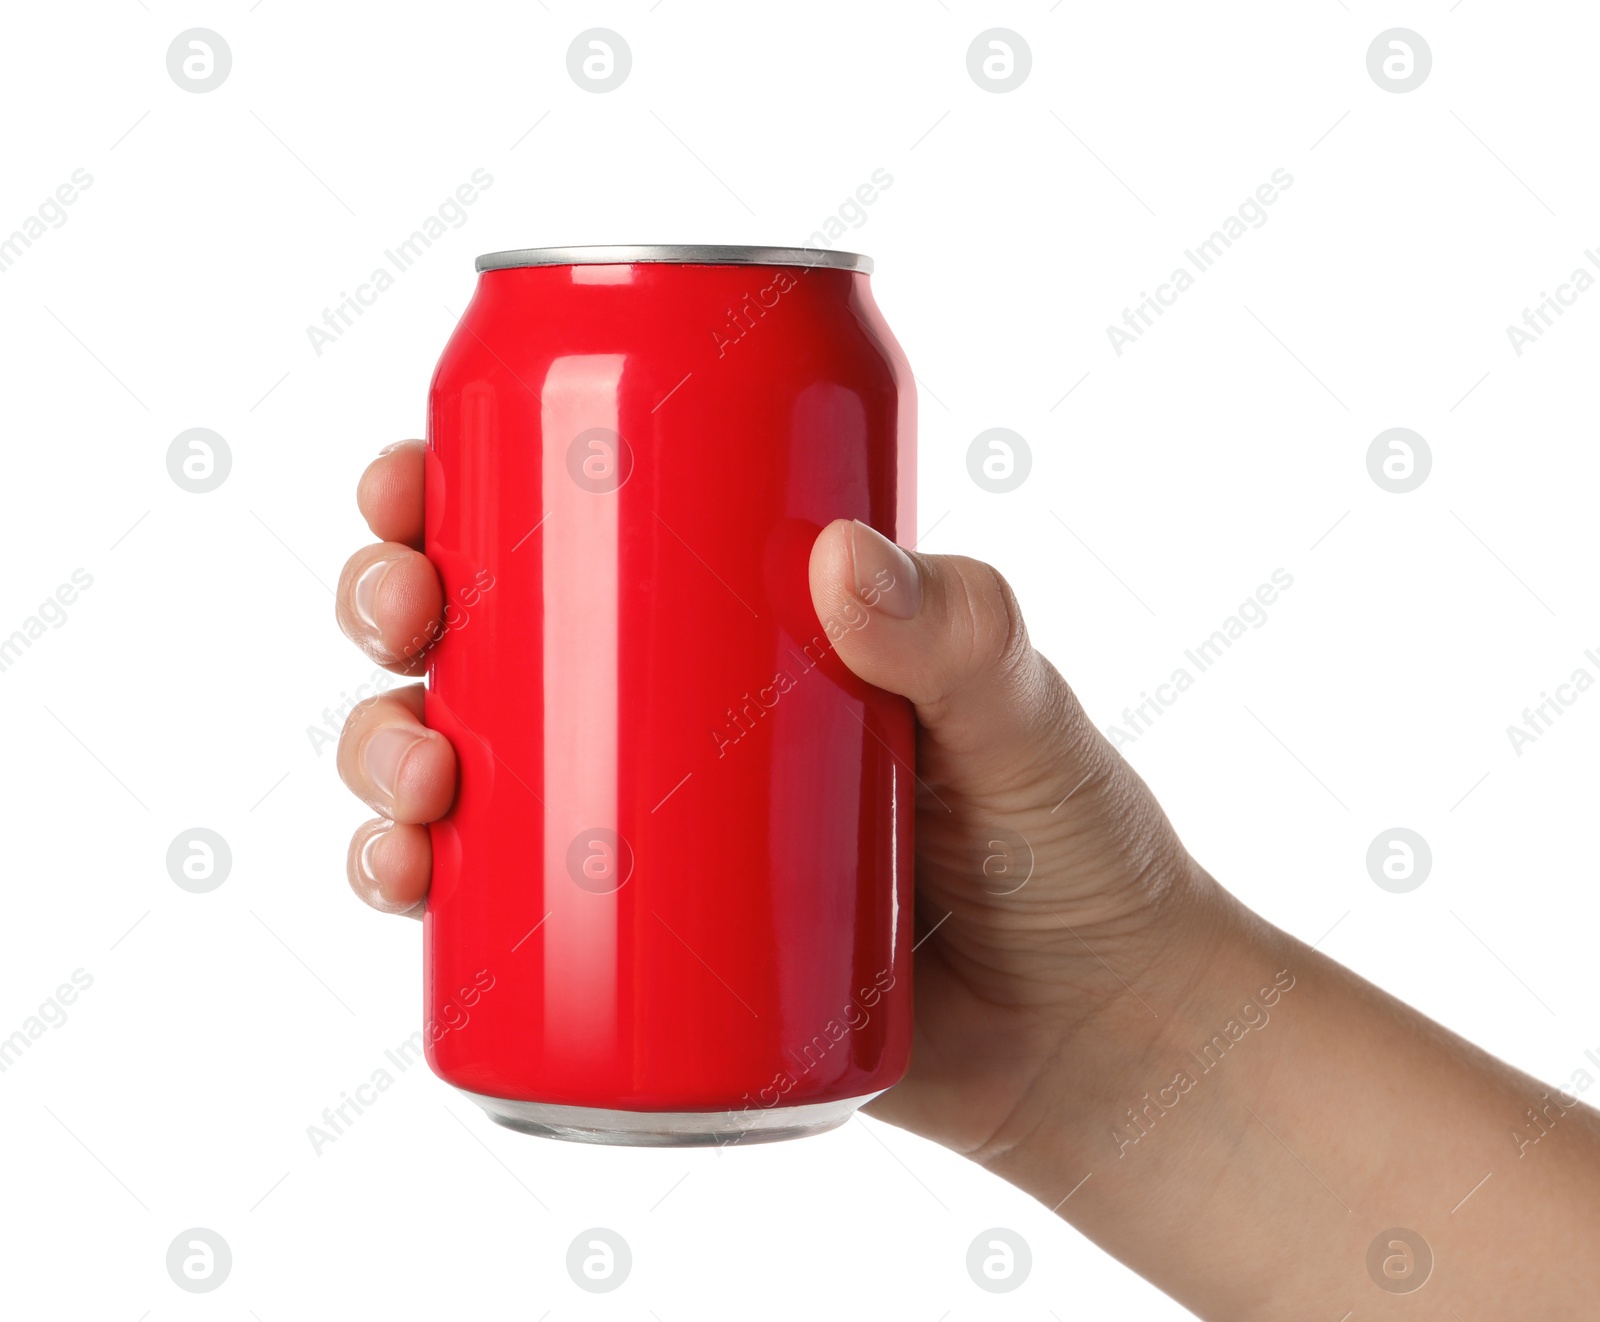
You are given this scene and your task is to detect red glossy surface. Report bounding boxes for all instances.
[422,258,915,1113]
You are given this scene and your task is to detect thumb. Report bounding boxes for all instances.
[808,518,1185,916]
[808,518,1079,775]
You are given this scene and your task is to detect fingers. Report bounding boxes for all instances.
[336,685,457,825]
[347,818,431,918]
[357,440,425,548]
[336,540,445,675]
[342,443,439,673]
[342,445,444,918]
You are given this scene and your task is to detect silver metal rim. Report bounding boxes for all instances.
[459,1087,883,1147]
[475,244,873,274]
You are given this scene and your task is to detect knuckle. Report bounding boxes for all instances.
[345,692,386,728]
[952,558,1029,685]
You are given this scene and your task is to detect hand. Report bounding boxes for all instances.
[334,439,1600,1319]
[334,440,1212,1159]
[333,440,453,917]
[804,513,1215,1158]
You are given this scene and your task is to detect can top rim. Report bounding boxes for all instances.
[475,245,873,274]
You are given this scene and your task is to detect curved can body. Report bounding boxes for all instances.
[422,248,915,1145]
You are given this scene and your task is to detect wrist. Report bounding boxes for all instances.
[974,860,1275,1183]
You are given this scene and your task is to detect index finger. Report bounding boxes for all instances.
[357,440,425,549]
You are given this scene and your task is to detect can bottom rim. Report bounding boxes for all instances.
[458,1087,884,1147]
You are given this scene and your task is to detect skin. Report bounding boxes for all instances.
[338,440,1600,1318]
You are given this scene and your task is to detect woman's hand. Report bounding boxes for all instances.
[335,440,1211,1158]
[335,439,1600,1320]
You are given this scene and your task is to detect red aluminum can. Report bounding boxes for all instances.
[422,245,915,1145]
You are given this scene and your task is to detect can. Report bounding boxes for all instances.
[423,245,916,1146]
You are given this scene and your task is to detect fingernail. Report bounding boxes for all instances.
[850,520,921,620]
[354,822,422,917]
[358,821,391,881]
[353,558,394,632]
[364,725,431,799]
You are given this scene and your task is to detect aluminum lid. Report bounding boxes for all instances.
[475,245,873,274]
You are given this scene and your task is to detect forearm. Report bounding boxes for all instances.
[980,864,1600,1318]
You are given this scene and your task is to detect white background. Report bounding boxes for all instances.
[2,2,1596,1317]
